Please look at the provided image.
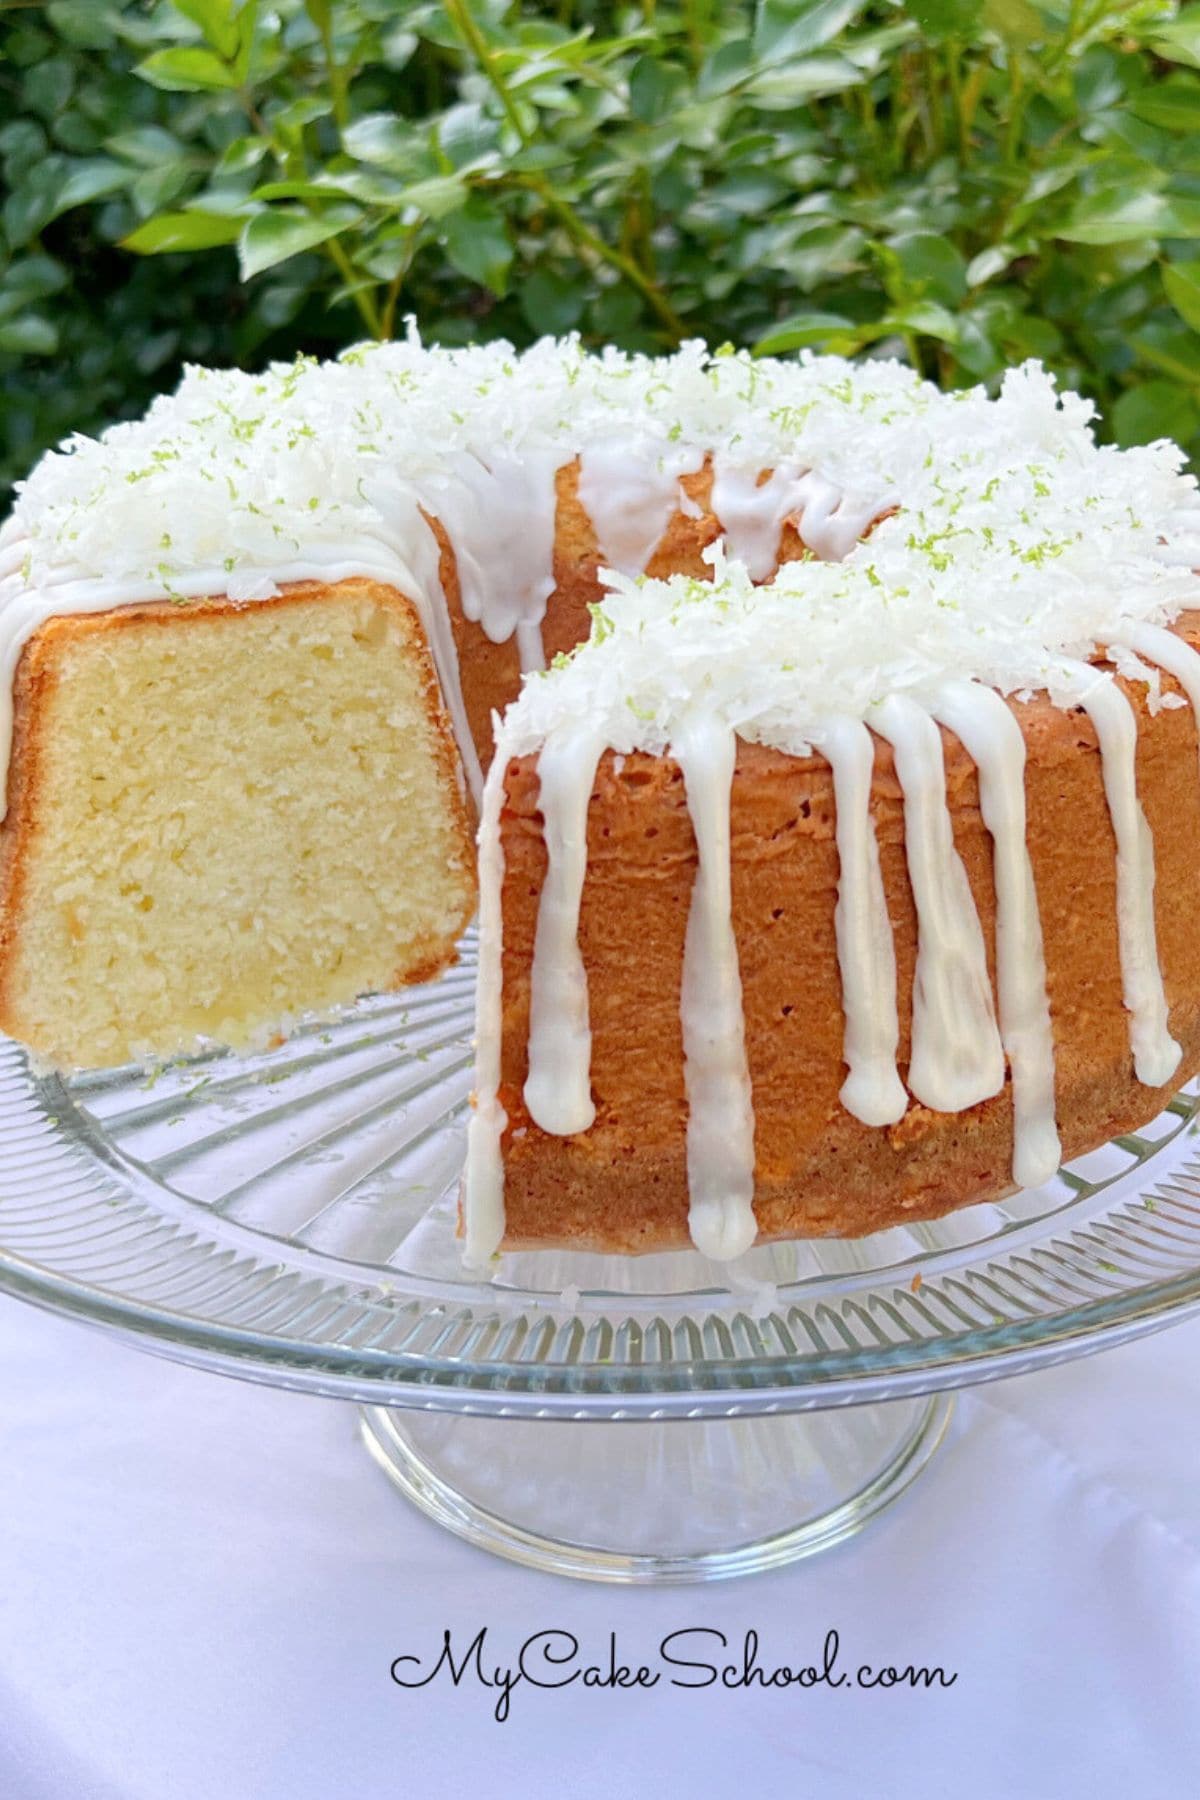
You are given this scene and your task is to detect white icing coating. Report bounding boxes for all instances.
[709,460,884,578]
[789,469,879,562]
[708,461,798,581]
[672,715,758,1262]
[930,680,1061,1188]
[413,447,568,673]
[1124,623,1200,766]
[523,723,606,1135]
[869,693,1006,1113]
[1063,660,1182,1088]
[462,725,513,1266]
[576,440,704,576]
[358,476,482,801]
[0,539,27,583]
[818,715,906,1127]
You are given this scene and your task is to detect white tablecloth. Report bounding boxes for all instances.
[1,1294,1198,1799]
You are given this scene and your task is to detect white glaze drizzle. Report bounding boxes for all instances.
[819,715,907,1127]
[414,446,569,671]
[1124,622,1200,769]
[1062,659,1182,1087]
[672,715,758,1262]
[462,727,513,1266]
[869,693,1007,1112]
[708,461,800,581]
[523,723,606,1135]
[0,539,27,583]
[576,440,705,576]
[360,476,483,801]
[710,459,882,576]
[929,680,1061,1188]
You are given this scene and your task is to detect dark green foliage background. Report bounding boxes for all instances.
[4,0,1200,498]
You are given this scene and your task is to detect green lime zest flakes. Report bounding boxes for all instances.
[587,600,614,644]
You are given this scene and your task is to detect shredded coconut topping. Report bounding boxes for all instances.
[7,341,1200,752]
[498,363,1200,757]
[9,331,930,596]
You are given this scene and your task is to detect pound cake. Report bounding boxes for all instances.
[463,368,1200,1259]
[6,337,1200,1263]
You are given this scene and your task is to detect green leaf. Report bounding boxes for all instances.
[398,175,469,220]
[519,268,585,335]
[105,127,186,168]
[752,310,860,354]
[2,157,128,245]
[174,1,243,60]
[2,164,64,248]
[437,103,500,170]
[135,47,241,93]
[753,0,870,60]
[122,210,245,253]
[1057,188,1200,245]
[238,206,360,279]
[628,55,683,123]
[1112,380,1200,447]
[441,195,513,296]
[217,136,271,175]
[966,241,1028,287]
[747,54,865,106]
[698,39,754,97]
[1149,7,1200,71]
[1163,260,1200,331]
[23,57,74,119]
[886,299,961,342]
[886,232,968,305]
[130,164,193,219]
[46,2,115,50]
[1132,320,1200,384]
[54,158,130,214]
[0,255,68,315]
[906,0,983,44]
[343,114,418,171]
[980,0,1043,46]
[0,121,48,179]
[1130,78,1200,134]
[0,315,59,356]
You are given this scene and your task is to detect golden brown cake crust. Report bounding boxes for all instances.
[489,612,1200,1252]
[0,579,477,1053]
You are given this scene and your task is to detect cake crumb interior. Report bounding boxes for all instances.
[0,581,474,1068]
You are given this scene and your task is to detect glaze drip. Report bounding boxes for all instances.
[1064,661,1182,1088]
[870,694,1007,1113]
[709,459,884,575]
[930,680,1061,1188]
[1125,623,1200,771]
[820,716,907,1128]
[523,724,606,1136]
[415,447,569,672]
[577,441,705,576]
[672,716,758,1262]
[463,729,512,1267]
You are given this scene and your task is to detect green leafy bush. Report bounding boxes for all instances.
[4,0,1200,498]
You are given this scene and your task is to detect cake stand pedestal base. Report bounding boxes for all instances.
[359,1393,955,1583]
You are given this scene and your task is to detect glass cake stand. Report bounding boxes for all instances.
[2,929,1200,1583]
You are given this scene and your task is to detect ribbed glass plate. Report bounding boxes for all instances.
[3,928,1200,1417]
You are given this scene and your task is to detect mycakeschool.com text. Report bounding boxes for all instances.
[389,1627,958,1722]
